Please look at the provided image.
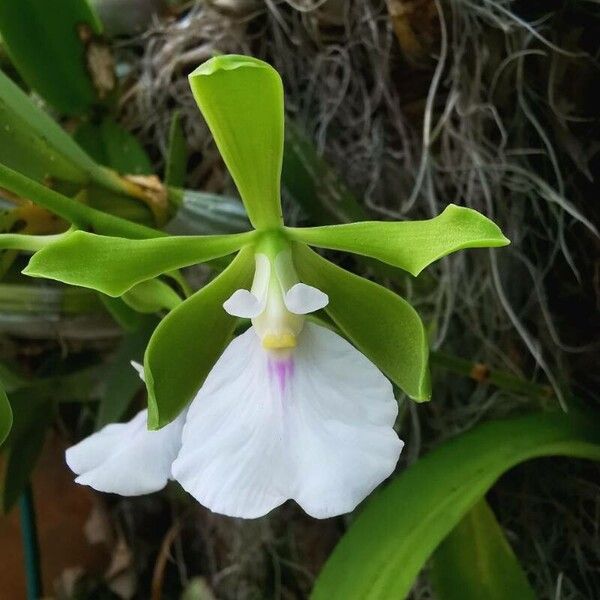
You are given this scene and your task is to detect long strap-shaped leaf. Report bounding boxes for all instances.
[430,498,536,600]
[0,163,157,239]
[311,411,600,599]
[0,0,105,115]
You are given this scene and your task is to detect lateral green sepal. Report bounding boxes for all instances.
[288,204,510,276]
[23,229,256,296]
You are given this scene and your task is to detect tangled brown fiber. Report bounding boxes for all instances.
[114,1,600,597]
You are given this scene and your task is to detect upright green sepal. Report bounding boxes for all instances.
[144,247,254,429]
[294,244,431,401]
[189,55,284,230]
[23,229,256,296]
[288,204,510,276]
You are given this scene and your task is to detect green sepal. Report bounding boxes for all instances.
[431,498,535,600]
[288,204,510,276]
[144,246,254,429]
[23,229,256,296]
[293,243,431,401]
[189,55,284,230]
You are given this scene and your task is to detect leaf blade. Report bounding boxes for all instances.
[0,69,96,184]
[430,499,536,600]
[293,243,430,400]
[0,0,108,115]
[289,204,510,276]
[311,412,600,600]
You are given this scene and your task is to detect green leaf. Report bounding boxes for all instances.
[293,243,430,400]
[24,229,256,296]
[165,111,187,187]
[311,411,600,600]
[430,498,536,600]
[0,163,159,239]
[144,246,254,429]
[0,0,109,115]
[121,279,182,313]
[0,71,150,198]
[74,118,153,175]
[189,55,284,230]
[96,318,156,428]
[0,68,96,184]
[289,204,510,277]
[0,381,12,446]
[1,390,53,513]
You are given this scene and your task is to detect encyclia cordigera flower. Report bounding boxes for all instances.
[25,55,509,518]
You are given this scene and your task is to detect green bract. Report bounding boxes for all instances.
[20,54,510,428]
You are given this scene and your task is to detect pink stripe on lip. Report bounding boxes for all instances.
[267,356,295,396]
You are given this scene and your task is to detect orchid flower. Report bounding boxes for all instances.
[26,55,509,518]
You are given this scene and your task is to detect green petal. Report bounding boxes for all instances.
[288,204,510,276]
[294,244,430,400]
[189,55,284,230]
[145,246,254,429]
[23,230,256,296]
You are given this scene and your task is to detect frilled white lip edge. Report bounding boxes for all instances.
[66,323,403,519]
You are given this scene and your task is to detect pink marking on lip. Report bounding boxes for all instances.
[267,356,295,396]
